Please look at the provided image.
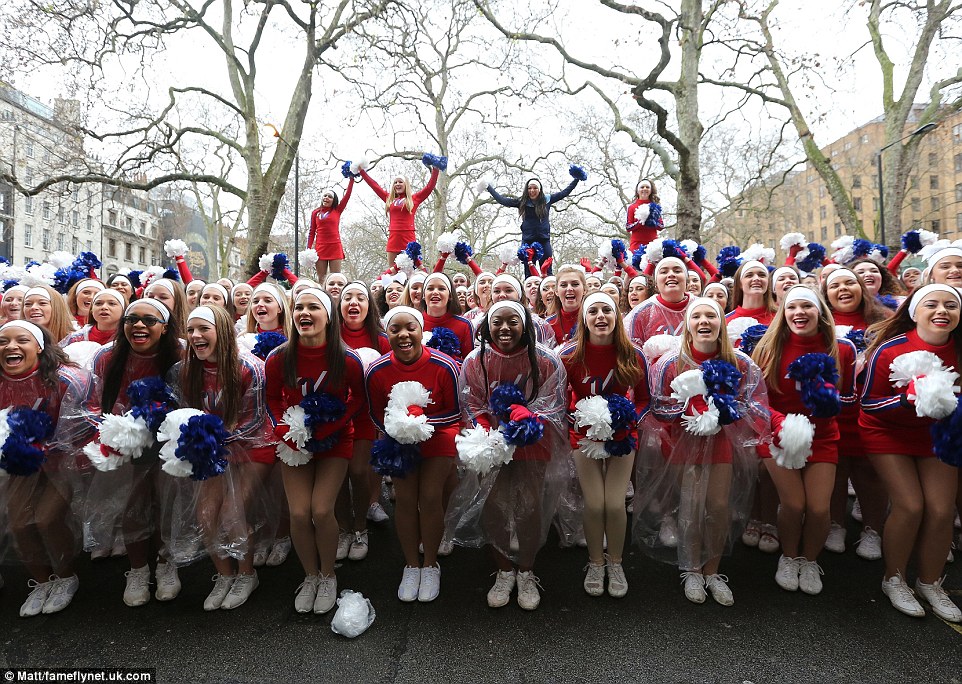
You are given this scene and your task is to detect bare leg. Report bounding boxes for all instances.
[800,463,836,560]
[764,461,805,557]
[574,451,606,565]
[916,457,958,583]
[849,458,888,533]
[418,459,454,568]
[311,458,349,576]
[282,461,321,576]
[349,440,372,532]
[871,454,923,580]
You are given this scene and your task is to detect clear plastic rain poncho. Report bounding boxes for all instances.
[445,341,570,567]
[160,352,278,565]
[0,363,94,569]
[625,296,687,347]
[633,348,771,571]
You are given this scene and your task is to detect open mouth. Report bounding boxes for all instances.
[130,331,151,344]
[696,325,712,335]
[192,340,210,353]
[791,316,810,329]
[4,352,24,368]
[298,317,314,331]
[932,316,950,327]
[497,331,514,344]
[346,306,361,318]
[396,338,413,351]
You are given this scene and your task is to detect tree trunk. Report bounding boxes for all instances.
[674,0,704,242]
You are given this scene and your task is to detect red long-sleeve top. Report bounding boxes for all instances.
[340,324,391,354]
[358,167,439,253]
[545,308,580,346]
[726,306,775,326]
[307,179,354,260]
[626,199,663,252]
[626,294,690,345]
[423,312,474,362]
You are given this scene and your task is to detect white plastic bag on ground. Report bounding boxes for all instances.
[330,590,375,638]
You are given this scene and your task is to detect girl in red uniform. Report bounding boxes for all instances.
[771,266,799,306]
[537,276,557,317]
[702,281,730,312]
[358,162,439,266]
[637,298,769,605]
[752,286,857,595]
[61,288,127,348]
[421,272,474,362]
[625,178,664,252]
[199,282,235,319]
[462,272,495,324]
[490,273,556,347]
[241,283,289,337]
[308,180,354,280]
[558,292,649,598]
[726,261,776,326]
[626,257,691,347]
[545,265,586,346]
[23,286,74,343]
[1,285,28,324]
[66,279,105,329]
[364,306,461,603]
[230,283,253,326]
[264,288,365,615]
[860,284,962,622]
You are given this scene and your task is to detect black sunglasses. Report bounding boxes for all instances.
[122,314,163,327]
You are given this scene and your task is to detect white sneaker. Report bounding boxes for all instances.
[438,539,454,557]
[881,574,924,618]
[681,571,706,604]
[123,566,151,607]
[398,566,421,602]
[758,524,780,554]
[606,560,628,598]
[775,555,800,592]
[486,570,516,608]
[516,571,541,610]
[798,559,824,595]
[583,562,605,597]
[367,502,390,523]
[625,481,635,500]
[847,479,856,497]
[20,579,52,617]
[221,572,258,610]
[204,574,235,611]
[705,574,734,606]
[314,575,337,614]
[855,527,883,561]
[915,577,962,622]
[266,537,291,567]
[824,522,846,553]
[252,544,269,568]
[418,564,441,602]
[42,575,79,614]
[741,521,761,548]
[336,532,352,561]
[851,498,863,522]
[154,562,181,601]
[658,517,678,548]
[294,575,319,613]
[348,531,369,561]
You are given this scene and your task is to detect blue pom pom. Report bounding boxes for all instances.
[25,260,41,269]
[422,153,448,172]
[300,391,346,428]
[74,251,102,271]
[425,326,461,359]
[175,414,230,481]
[717,246,742,278]
[454,241,473,264]
[489,383,526,422]
[341,161,353,178]
[692,244,707,264]
[845,328,866,353]
[852,238,873,258]
[404,241,422,264]
[252,331,287,359]
[901,230,923,254]
[371,436,421,477]
[271,253,290,281]
[631,246,646,270]
[127,270,143,288]
[53,267,86,294]
[931,402,962,467]
[702,359,743,425]
[127,377,177,432]
[607,394,637,432]
[569,164,587,181]
[3,279,19,291]
[0,408,55,477]
[873,244,889,259]
[877,294,899,311]
[611,239,627,263]
[163,268,179,282]
[660,238,680,259]
[604,435,637,457]
[796,243,826,273]
[646,202,663,228]
[502,416,543,447]
[787,352,840,418]
[739,324,769,356]
[0,256,9,266]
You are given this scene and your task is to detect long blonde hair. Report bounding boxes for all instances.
[567,291,642,389]
[244,283,291,336]
[677,302,738,375]
[386,175,414,213]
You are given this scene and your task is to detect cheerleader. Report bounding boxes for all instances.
[61,289,127,347]
[448,301,568,609]
[852,258,904,301]
[537,276,557,317]
[324,272,348,303]
[231,283,253,323]
[772,266,800,305]
[585,274,603,294]
[463,272,495,323]
[264,288,365,614]
[185,280,205,309]
[383,275,406,311]
[1,321,92,616]
[243,283,291,336]
[625,178,664,252]
[626,276,649,310]
[199,283,235,318]
[546,265,586,346]
[523,276,542,310]
[402,272,427,309]
[727,261,777,325]
[143,278,187,337]
[637,298,768,605]
[365,307,461,602]
[66,279,105,329]
[1,285,29,323]
[490,273,556,347]
[106,274,135,301]
[308,180,354,280]
[861,285,962,621]
[22,286,74,343]
[626,257,691,346]
[358,159,440,265]
[702,282,730,313]
[686,271,702,296]
[451,273,469,290]
[926,247,962,287]
[900,267,922,290]
[751,286,857,595]
[558,292,649,597]
[421,273,474,362]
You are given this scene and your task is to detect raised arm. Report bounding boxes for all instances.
[546,177,580,205]
[412,167,439,206]
[358,168,388,202]
[486,184,522,209]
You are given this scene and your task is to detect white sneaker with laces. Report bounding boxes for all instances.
[606,560,628,598]
[516,571,541,610]
[855,527,882,560]
[798,559,824,595]
[20,579,52,617]
[42,575,79,614]
[681,571,706,604]
[583,562,605,597]
[881,574,924,617]
[915,577,962,623]
[204,574,235,611]
[252,545,269,568]
[658,517,678,548]
[705,574,733,606]
[775,555,800,592]
[336,532,352,561]
[154,562,181,601]
[398,566,421,602]
[314,575,337,614]
[348,531,369,561]
[851,498,863,522]
[486,570,516,608]
[222,572,259,610]
[418,564,441,602]
[266,537,291,567]
[847,479,856,497]
[824,522,846,553]
[123,566,151,607]
[741,521,761,548]
[758,524,781,554]
[367,502,390,523]
[294,575,319,614]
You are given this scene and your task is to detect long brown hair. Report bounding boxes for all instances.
[244,283,291,336]
[731,261,776,313]
[850,258,905,297]
[865,294,962,371]
[637,178,661,204]
[25,285,74,343]
[820,270,891,327]
[180,306,243,431]
[419,273,461,318]
[280,292,346,391]
[567,294,643,388]
[676,301,739,375]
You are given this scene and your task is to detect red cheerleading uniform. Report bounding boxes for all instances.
[88,345,170,417]
[557,340,650,450]
[364,347,461,457]
[61,324,117,346]
[198,357,276,465]
[626,294,690,346]
[859,330,957,458]
[832,309,868,459]
[423,312,474,362]
[726,306,775,326]
[340,323,390,441]
[358,167,439,253]
[760,333,857,465]
[545,308,580,346]
[264,343,366,460]
[307,179,354,261]
[626,199,662,252]
[831,309,867,329]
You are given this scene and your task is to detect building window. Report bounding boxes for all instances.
[873,197,880,211]
[71,210,79,227]
[821,226,828,240]
[819,206,827,220]
[24,224,32,247]
[125,243,133,261]
[954,123,962,144]
[929,152,938,167]
[108,210,117,226]
[932,220,941,232]
[86,240,92,252]
[834,222,842,236]
[56,233,65,251]
[42,201,51,220]
[57,207,64,224]
[24,196,33,215]
[818,186,826,198]
[957,183,962,202]
[25,140,34,158]
[852,176,861,189]
[932,197,941,211]
[42,228,50,250]
[139,246,146,264]
[955,153,962,172]
[139,221,146,235]
[86,215,92,231]
[853,197,862,211]
[25,166,33,183]
[71,186,79,201]
[957,213,962,231]
[930,175,939,190]
[125,216,132,230]
[910,176,919,189]
[72,237,79,253]
[861,133,869,144]
[108,238,116,257]
[913,198,921,213]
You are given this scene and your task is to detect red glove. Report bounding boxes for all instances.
[99,443,121,458]
[684,395,711,417]
[785,243,802,266]
[611,428,629,442]
[508,404,535,422]
[407,405,425,417]
[902,378,922,406]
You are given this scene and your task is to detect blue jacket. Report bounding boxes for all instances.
[487,178,580,242]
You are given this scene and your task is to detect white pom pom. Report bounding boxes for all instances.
[141,266,165,287]
[725,317,760,341]
[456,426,515,475]
[0,408,10,445]
[21,263,56,287]
[642,334,680,361]
[634,204,650,224]
[780,233,807,251]
[681,396,721,436]
[742,243,775,266]
[394,252,415,275]
[98,413,153,458]
[598,241,614,264]
[889,350,950,387]
[237,333,257,353]
[420,331,433,347]
[259,253,275,273]
[917,229,939,247]
[772,413,814,469]
[577,438,610,460]
[164,239,188,258]
[350,154,369,175]
[383,381,434,444]
[63,340,102,370]
[49,251,75,269]
[919,239,951,262]
[573,396,614,441]
[299,249,319,268]
[354,347,382,372]
[474,175,492,195]
[277,442,313,466]
[497,243,520,266]
[912,369,960,420]
[680,239,698,256]
[646,237,665,263]
[280,405,311,449]
[835,325,853,340]
[830,235,855,265]
[159,440,194,478]
[670,369,708,403]
[436,232,459,255]
[831,236,854,251]
[83,442,129,472]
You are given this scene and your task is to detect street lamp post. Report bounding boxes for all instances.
[264,123,300,276]
[876,122,938,247]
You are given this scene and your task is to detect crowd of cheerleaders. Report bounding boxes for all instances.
[0,161,961,627]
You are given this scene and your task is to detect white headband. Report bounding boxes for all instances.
[110,275,132,287]
[524,276,542,286]
[251,283,283,305]
[909,284,962,321]
[582,292,618,321]
[487,300,527,325]
[771,266,797,287]
[146,278,176,296]
[409,272,427,286]
[24,287,51,302]
[655,256,687,275]
[187,306,217,325]
[784,286,823,312]
[685,296,724,324]
[901,267,922,276]
[340,282,369,300]
[294,287,333,319]
[825,268,858,287]
[927,247,962,267]
[125,298,170,323]
[539,276,557,292]
[76,279,105,294]
[703,282,728,297]
[2,285,28,301]
[473,272,495,295]
[201,282,229,302]
[231,283,253,296]
[0,320,45,349]
[93,289,126,307]
[383,305,424,329]
[423,272,451,290]
[739,260,767,276]
[629,275,647,289]
[491,273,522,296]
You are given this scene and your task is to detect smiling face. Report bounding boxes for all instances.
[340,288,369,331]
[902,270,921,290]
[687,304,721,350]
[452,273,468,289]
[386,312,422,363]
[92,294,123,330]
[321,191,335,209]
[187,317,217,361]
[251,291,281,330]
[393,177,407,195]
[476,275,494,301]
[123,302,168,352]
[827,274,862,313]
[774,271,799,300]
[0,326,41,375]
[232,285,253,313]
[185,281,204,308]
[524,278,541,305]
[385,282,405,307]
[637,181,651,201]
[1,291,24,320]
[785,298,820,337]
[489,308,524,353]
[686,272,702,295]
[424,279,450,314]
[408,281,424,307]
[930,255,962,288]
[110,279,133,299]
[655,263,686,301]
[584,298,616,342]
[23,294,51,327]
[704,287,728,310]
[293,295,329,345]
[557,273,585,313]
[146,284,176,312]
[76,286,98,315]
[526,181,541,200]
[628,280,647,308]
[853,262,882,297]
[915,291,960,340]
[740,265,769,301]
[492,280,520,303]
[325,274,347,300]
[585,276,602,294]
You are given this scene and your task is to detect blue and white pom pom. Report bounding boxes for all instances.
[642,333,680,362]
[634,203,650,225]
[716,246,743,278]
[422,153,448,171]
[573,394,637,458]
[394,251,415,275]
[424,326,461,358]
[157,408,230,480]
[569,164,587,181]
[436,232,460,255]
[670,369,721,436]
[252,331,287,360]
[454,241,474,264]
[702,359,743,425]
[383,381,434,444]
[739,324,769,355]
[455,426,515,475]
[488,383,543,448]
[830,236,855,265]
[771,413,815,469]
[741,243,776,267]
[573,396,615,442]
[0,407,54,477]
[901,229,938,254]
[796,243,826,273]
[725,317,761,343]
[349,154,368,175]
[370,435,421,477]
[889,350,961,420]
